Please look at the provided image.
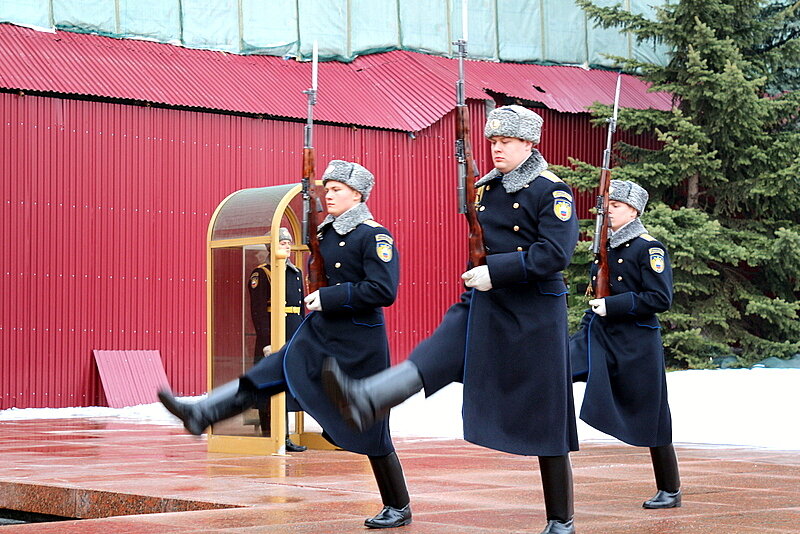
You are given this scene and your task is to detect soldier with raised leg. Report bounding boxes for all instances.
[324,105,580,534]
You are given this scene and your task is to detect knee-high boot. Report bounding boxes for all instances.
[321,358,423,432]
[538,455,575,534]
[158,379,265,436]
[364,452,412,529]
[643,443,681,509]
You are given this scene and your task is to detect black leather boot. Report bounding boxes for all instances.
[321,358,423,432]
[643,443,681,509]
[365,452,412,529]
[158,380,258,436]
[538,455,575,534]
[285,413,307,452]
[285,437,307,452]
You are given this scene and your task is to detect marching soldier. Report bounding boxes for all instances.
[570,179,681,509]
[247,227,306,452]
[324,105,580,534]
[159,160,413,529]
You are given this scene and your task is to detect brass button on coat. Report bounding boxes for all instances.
[335,262,342,268]
[339,241,346,246]
[479,206,486,211]
[617,275,623,281]
[517,246,523,251]
[512,202,520,209]
[513,225,520,231]
[618,258,624,263]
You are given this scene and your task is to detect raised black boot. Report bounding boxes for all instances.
[365,452,412,529]
[538,455,575,534]
[158,380,258,436]
[321,358,423,432]
[643,443,681,508]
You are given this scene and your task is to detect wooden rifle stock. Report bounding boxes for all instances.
[456,104,486,268]
[302,148,326,293]
[593,167,612,298]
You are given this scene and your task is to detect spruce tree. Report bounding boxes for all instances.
[560,0,800,368]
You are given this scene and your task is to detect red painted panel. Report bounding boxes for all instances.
[93,350,170,408]
[0,92,656,409]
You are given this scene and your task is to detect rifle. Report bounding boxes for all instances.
[453,3,486,269]
[301,41,326,293]
[589,74,622,298]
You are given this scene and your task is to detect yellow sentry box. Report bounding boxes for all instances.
[205,182,336,455]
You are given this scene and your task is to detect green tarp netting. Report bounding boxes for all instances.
[1,0,669,67]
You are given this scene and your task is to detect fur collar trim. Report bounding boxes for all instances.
[475,149,548,193]
[318,202,374,235]
[609,218,648,248]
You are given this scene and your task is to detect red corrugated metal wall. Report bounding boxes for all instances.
[1,93,655,408]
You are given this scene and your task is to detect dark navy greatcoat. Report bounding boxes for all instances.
[243,218,399,456]
[248,263,305,411]
[570,231,674,447]
[410,157,580,456]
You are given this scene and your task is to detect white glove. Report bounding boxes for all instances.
[461,265,492,291]
[589,298,607,317]
[304,290,322,312]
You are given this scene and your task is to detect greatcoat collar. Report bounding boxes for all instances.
[609,217,648,249]
[319,202,374,235]
[475,149,548,193]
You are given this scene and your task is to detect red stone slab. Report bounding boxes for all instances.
[0,419,798,533]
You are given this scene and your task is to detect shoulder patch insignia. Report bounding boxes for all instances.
[376,239,393,263]
[249,272,260,289]
[363,219,382,228]
[374,233,394,245]
[639,233,656,242]
[552,190,573,201]
[553,197,573,221]
[649,247,665,273]
[539,170,563,183]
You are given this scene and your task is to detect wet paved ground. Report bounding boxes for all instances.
[0,419,798,533]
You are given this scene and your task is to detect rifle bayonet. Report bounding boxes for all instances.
[453,0,486,268]
[590,73,622,298]
[301,41,326,293]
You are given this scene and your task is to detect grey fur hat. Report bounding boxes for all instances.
[322,160,374,201]
[609,179,649,214]
[484,105,543,144]
[266,227,293,243]
[276,227,293,242]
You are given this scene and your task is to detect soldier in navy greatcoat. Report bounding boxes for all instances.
[247,227,306,451]
[323,105,580,534]
[159,160,412,529]
[570,179,681,509]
